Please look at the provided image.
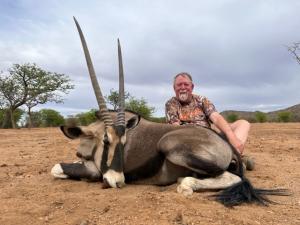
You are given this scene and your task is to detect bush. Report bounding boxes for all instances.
[226,113,239,123]
[65,116,79,127]
[255,111,267,123]
[1,108,24,128]
[277,111,292,122]
[26,111,43,127]
[75,109,97,126]
[39,109,65,127]
[125,97,155,120]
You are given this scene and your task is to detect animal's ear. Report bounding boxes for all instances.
[60,126,83,139]
[126,115,140,130]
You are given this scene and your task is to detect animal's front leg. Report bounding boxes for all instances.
[51,161,101,181]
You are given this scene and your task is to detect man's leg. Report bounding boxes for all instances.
[229,119,250,146]
[229,120,254,170]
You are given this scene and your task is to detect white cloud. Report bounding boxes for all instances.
[1,0,300,117]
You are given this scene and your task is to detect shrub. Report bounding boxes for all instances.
[226,113,239,123]
[76,109,97,126]
[39,109,65,127]
[255,111,267,123]
[277,111,292,122]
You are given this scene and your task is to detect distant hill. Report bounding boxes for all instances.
[221,104,300,122]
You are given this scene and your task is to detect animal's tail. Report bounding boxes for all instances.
[213,177,290,207]
[213,148,291,207]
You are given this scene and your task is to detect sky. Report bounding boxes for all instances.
[0,0,299,117]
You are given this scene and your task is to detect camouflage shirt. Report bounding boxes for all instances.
[165,94,217,128]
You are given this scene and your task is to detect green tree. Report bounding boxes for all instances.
[0,108,24,128]
[125,97,155,119]
[277,111,292,122]
[65,116,79,127]
[24,111,43,128]
[105,89,155,119]
[255,111,267,123]
[75,109,97,126]
[105,88,131,110]
[226,113,239,123]
[39,109,65,127]
[0,63,74,128]
[0,109,4,124]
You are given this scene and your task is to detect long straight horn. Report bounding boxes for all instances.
[73,17,113,127]
[116,39,125,127]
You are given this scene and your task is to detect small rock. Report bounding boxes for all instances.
[101,206,110,214]
[80,220,89,225]
[15,171,24,176]
[174,212,184,224]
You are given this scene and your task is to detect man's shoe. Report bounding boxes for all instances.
[242,155,255,171]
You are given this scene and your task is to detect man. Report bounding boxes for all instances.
[165,72,254,170]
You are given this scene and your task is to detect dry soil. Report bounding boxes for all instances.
[0,123,299,225]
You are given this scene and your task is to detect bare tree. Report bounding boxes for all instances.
[287,42,300,64]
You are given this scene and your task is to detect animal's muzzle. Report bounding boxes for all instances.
[102,178,111,189]
[102,178,123,189]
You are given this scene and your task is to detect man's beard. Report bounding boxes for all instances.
[178,92,189,103]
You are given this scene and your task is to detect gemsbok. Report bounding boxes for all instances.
[51,17,289,206]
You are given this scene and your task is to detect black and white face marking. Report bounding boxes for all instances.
[99,116,140,188]
[59,115,140,188]
[100,125,126,188]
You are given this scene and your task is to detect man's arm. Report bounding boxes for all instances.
[209,111,244,154]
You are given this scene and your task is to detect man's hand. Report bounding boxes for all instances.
[209,112,245,155]
[229,137,244,155]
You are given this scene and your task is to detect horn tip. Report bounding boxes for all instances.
[73,17,79,26]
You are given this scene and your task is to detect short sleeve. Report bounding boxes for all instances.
[200,96,217,117]
[165,98,180,124]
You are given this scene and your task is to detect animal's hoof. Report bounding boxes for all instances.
[51,164,68,178]
[242,156,255,171]
[177,184,193,196]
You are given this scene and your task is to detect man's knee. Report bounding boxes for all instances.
[232,119,250,131]
[230,120,250,144]
[239,119,250,130]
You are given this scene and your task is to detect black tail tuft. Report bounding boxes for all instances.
[212,178,291,207]
[214,134,291,207]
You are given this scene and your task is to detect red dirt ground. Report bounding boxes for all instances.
[0,123,299,225]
